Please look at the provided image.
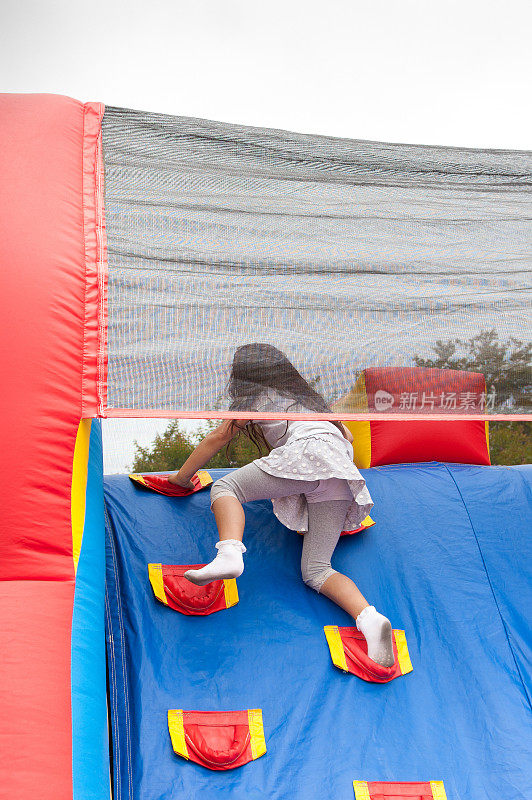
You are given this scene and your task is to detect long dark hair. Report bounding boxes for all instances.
[226,343,343,453]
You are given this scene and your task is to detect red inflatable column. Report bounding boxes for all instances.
[0,94,105,798]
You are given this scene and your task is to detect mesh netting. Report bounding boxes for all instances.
[101,106,532,417]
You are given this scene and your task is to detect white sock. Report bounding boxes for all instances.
[356,605,395,668]
[184,540,246,586]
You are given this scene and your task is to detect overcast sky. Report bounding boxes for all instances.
[2,0,531,149]
[2,0,530,471]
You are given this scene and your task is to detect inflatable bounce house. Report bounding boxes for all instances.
[1,94,531,800]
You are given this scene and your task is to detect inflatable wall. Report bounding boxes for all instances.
[0,95,109,800]
[0,93,530,800]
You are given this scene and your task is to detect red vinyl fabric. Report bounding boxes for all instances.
[149,563,238,615]
[365,367,490,465]
[168,709,266,771]
[344,367,491,467]
[360,781,443,799]
[367,419,491,466]
[363,367,488,414]
[129,471,213,496]
[326,627,409,683]
[0,94,104,798]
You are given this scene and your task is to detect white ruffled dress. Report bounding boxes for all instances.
[249,389,374,533]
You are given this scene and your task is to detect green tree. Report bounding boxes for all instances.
[413,329,531,465]
[131,419,264,473]
[488,422,532,466]
[412,328,531,411]
[131,421,195,472]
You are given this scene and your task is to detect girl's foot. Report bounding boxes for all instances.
[356,605,395,667]
[184,540,246,586]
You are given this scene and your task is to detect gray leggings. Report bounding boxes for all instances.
[210,462,351,593]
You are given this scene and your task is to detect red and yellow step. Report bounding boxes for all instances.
[324,625,413,683]
[168,709,267,771]
[353,780,447,799]
[148,563,238,616]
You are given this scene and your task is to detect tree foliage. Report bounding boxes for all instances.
[412,328,531,464]
[488,421,532,466]
[412,328,531,411]
[131,420,265,473]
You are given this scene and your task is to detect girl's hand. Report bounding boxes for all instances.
[168,473,195,489]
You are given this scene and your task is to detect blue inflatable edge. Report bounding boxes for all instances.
[71,419,110,800]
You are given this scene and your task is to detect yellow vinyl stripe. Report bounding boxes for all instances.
[223,578,239,608]
[393,630,413,675]
[71,418,92,574]
[361,515,375,529]
[248,709,267,760]
[197,470,213,488]
[352,780,371,800]
[484,420,491,462]
[148,563,168,605]
[168,710,189,759]
[129,473,147,486]
[430,781,448,800]
[345,372,372,469]
[324,626,349,672]
[350,420,372,469]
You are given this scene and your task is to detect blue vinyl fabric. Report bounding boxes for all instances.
[71,420,110,800]
[104,463,532,800]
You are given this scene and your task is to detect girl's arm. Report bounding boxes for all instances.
[168,419,251,487]
[339,422,354,444]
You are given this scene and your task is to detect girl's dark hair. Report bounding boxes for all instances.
[226,343,343,454]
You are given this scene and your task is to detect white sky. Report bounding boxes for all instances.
[2,0,530,471]
[1,0,531,149]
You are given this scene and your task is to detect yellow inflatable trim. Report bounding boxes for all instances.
[223,578,239,608]
[147,563,168,606]
[430,781,448,799]
[168,710,188,759]
[71,418,92,574]
[196,469,213,487]
[248,709,267,760]
[352,780,371,800]
[393,629,413,675]
[324,625,349,672]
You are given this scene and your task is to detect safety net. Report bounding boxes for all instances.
[101,106,532,419]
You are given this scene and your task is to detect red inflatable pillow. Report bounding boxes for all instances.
[129,470,212,496]
[353,780,448,799]
[324,625,413,683]
[168,709,266,771]
[148,563,238,615]
[339,367,491,467]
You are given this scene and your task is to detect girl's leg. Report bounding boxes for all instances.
[303,499,394,667]
[212,496,246,542]
[211,462,320,541]
[185,463,319,585]
[301,499,362,613]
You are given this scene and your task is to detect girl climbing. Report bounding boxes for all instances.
[169,344,394,667]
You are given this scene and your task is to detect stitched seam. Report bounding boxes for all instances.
[104,585,120,800]
[104,530,121,800]
[443,463,532,712]
[105,504,134,799]
[105,507,132,799]
[80,105,89,418]
[95,125,107,416]
[106,508,133,800]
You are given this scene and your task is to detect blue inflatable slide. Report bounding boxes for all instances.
[104,463,532,800]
